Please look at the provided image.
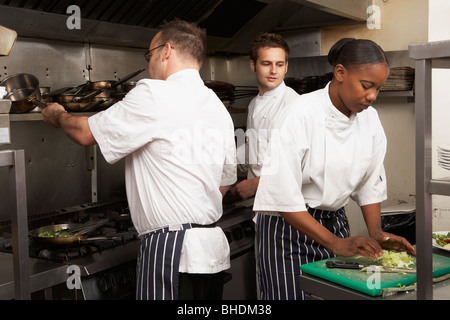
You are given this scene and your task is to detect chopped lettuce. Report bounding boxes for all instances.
[374,250,416,269]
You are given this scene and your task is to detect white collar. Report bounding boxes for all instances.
[257,81,286,99]
[323,82,356,129]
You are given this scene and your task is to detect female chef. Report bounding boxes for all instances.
[252,38,416,300]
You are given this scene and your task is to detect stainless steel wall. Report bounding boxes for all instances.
[0,37,257,221]
[0,35,336,221]
[0,37,149,220]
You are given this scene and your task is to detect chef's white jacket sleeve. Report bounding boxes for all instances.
[253,121,308,213]
[88,80,158,164]
[221,127,238,187]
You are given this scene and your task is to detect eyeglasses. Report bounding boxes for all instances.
[144,44,176,62]
[144,44,165,62]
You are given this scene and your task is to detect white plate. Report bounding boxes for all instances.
[438,157,450,163]
[432,231,450,252]
[438,162,450,170]
[438,159,450,166]
[438,154,450,160]
[438,145,450,152]
[438,149,450,156]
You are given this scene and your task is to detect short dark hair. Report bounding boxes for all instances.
[328,38,389,69]
[249,32,290,62]
[158,18,207,66]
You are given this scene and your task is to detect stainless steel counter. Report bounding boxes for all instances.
[0,252,67,300]
[0,241,141,299]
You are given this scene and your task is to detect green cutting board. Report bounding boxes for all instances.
[300,254,450,296]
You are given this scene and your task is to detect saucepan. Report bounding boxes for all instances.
[0,73,47,113]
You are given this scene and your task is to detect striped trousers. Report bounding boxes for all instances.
[255,207,350,300]
[136,225,188,300]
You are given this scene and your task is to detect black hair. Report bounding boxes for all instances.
[328,38,389,69]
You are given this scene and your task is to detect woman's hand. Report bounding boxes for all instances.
[329,236,383,259]
[371,231,416,255]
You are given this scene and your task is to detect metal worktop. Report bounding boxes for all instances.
[0,252,67,300]
[0,240,141,299]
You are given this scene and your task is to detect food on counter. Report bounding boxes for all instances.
[432,232,450,249]
[374,250,416,269]
[38,227,69,238]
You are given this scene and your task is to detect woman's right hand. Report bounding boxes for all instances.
[329,236,383,259]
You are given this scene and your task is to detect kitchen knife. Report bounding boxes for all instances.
[326,260,416,273]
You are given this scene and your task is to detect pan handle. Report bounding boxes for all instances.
[30,98,47,109]
[112,69,145,88]
[75,88,105,102]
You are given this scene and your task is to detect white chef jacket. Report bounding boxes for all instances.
[253,83,387,214]
[246,82,300,179]
[88,69,237,273]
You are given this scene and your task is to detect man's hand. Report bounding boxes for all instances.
[41,103,67,128]
[231,177,260,200]
[41,103,96,146]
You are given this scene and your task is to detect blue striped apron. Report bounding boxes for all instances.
[135,223,189,300]
[255,207,350,300]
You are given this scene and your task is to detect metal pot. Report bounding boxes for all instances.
[0,73,46,113]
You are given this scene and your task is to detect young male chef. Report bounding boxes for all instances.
[41,19,237,300]
[231,32,300,200]
[228,32,301,300]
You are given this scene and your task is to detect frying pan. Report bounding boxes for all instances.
[29,219,109,247]
[85,68,145,91]
[1,73,47,113]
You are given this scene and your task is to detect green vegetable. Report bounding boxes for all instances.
[374,250,416,269]
[432,232,450,247]
[37,227,71,238]
[38,230,55,238]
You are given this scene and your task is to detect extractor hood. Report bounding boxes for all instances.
[0,0,367,54]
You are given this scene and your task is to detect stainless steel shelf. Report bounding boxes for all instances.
[410,39,450,300]
[378,90,414,97]
[0,150,30,299]
[429,179,450,196]
[9,112,95,122]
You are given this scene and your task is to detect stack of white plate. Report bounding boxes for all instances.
[438,145,450,170]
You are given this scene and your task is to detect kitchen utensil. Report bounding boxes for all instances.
[0,73,47,113]
[29,219,109,247]
[122,81,137,92]
[0,25,17,56]
[54,218,109,237]
[325,260,416,273]
[84,68,145,92]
